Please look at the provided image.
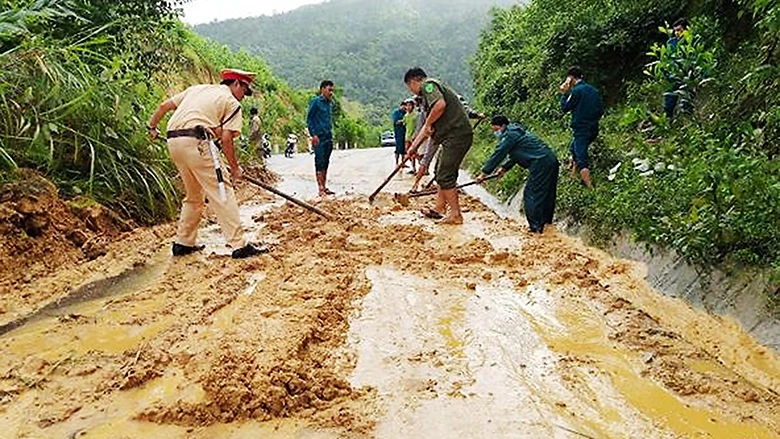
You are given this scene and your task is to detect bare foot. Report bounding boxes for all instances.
[437,215,463,225]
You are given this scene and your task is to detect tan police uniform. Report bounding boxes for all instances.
[167,84,245,249]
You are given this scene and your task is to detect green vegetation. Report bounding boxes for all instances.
[0,0,314,223]
[194,0,517,124]
[467,0,780,282]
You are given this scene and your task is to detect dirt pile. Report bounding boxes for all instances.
[0,170,131,287]
[244,161,280,186]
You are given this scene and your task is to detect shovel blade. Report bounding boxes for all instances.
[393,193,410,207]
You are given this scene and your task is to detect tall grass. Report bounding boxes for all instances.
[0,1,314,223]
[0,17,180,222]
[0,45,180,222]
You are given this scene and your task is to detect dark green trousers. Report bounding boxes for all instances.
[435,133,473,190]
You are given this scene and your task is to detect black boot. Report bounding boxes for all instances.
[232,243,269,259]
[172,242,205,256]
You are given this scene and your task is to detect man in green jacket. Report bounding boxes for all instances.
[477,115,559,234]
[404,67,473,225]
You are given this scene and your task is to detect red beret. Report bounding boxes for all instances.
[220,68,256,84]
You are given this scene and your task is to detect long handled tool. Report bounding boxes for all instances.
[394,173,499,206]
[368,154,413,203]
[243,175,336,220]
[374,117,486,203]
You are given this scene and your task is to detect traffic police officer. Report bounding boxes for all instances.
[147,68,267,259]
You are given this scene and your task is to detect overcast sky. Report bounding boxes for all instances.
[180,0,328,25]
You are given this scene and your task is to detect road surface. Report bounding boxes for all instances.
[1,148,778,438]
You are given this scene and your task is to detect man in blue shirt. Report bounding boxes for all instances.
[560,67,604,189]
[477,115,559,233]
[307,80,335,197]
[663,17,689,121]
[391,99,414,167]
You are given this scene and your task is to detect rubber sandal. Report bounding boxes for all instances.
[421,207,443,220]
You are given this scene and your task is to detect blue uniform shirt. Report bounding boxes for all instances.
[391,108,406,144]
[560,81,604,134]
[307,95,333,140]
[482,124,558,175]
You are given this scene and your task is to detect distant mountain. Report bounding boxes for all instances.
[194,0,521,123]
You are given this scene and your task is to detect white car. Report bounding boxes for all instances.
[380,131,396,147]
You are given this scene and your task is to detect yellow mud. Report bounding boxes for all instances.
[0,150,777,438]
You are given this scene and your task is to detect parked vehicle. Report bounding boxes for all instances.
[380,131,396,147]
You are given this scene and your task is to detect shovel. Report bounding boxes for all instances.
[393,173,500,206]
[368,153,413,203]
[243,175,336,220]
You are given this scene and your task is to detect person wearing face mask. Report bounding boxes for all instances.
[476,115,560,234]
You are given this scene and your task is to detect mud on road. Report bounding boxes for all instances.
[1,150,779,438]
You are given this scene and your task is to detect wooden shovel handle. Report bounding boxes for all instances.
[244,176,335,220]
[369,154,411,203]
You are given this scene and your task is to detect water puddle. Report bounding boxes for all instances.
[0,249,170,338]
[3,300,174,362]
[537,300,779,439]
[347,267,583,438]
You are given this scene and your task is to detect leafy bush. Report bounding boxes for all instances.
[645,20,717,121]
[468,0,780,283]
[0,0,308,223]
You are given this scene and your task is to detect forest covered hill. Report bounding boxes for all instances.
[194,0,520,123]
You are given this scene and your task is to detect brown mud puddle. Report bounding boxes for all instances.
[0,150,778,438]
